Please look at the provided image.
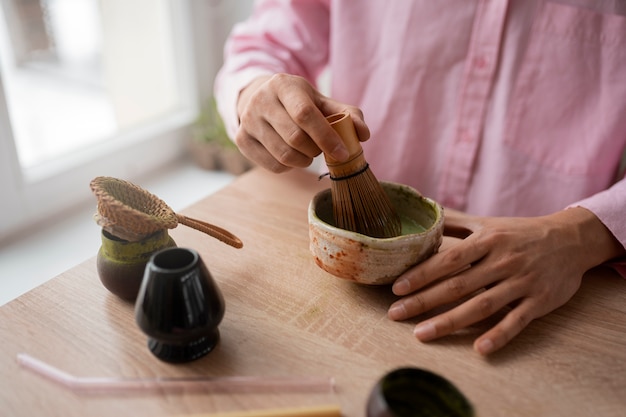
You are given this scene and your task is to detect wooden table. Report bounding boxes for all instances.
[1,168,625,417]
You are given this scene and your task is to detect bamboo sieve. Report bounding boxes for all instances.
[89,176,243,248]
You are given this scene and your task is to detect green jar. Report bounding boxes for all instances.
[96,229,177,301]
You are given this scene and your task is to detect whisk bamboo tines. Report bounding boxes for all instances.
[323,112,401,238]
[89,176,243,249]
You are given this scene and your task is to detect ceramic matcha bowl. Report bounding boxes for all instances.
[308,182,444,285]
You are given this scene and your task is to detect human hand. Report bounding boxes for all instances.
[235,73,370,172]
[388,207,624,355]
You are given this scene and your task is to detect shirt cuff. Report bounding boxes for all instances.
[567,179,626,250]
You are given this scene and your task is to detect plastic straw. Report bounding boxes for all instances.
[179,404,342,417]
[17,353,335,395]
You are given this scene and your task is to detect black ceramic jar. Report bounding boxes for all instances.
[97,229,177,301]
[366,367,474,417]
[135,247,225,363]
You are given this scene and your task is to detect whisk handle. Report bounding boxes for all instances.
[177,214,243,249]
[324,112,363,165]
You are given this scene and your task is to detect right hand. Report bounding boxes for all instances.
[235,73,370,173]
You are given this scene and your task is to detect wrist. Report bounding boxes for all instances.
[554,207,625,270]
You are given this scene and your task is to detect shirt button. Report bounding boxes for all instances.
[460,130,473,143]
[473,55,488,69]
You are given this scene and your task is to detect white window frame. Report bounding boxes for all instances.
[0,0,250,241]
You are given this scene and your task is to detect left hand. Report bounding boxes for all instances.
[387,207,624,355]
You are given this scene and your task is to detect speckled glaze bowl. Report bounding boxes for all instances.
[308,182,444,285]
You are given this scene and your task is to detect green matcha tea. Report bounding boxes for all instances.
[400,215,427,235]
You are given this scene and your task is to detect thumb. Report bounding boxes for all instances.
[444,208,479,239]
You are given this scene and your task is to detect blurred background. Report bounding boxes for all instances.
[0,0,254,304]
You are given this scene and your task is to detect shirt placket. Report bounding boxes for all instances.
[438,0,510,210]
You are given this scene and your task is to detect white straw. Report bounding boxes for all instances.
[17,353,335,395]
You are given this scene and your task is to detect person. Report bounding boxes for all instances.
[214,0,626,355]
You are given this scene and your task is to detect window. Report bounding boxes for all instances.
[1,0,184,169]
[0,0,253,240]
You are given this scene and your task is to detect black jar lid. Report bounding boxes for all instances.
[367,367,474,417]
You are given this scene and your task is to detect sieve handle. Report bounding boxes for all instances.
[177,214,243,249]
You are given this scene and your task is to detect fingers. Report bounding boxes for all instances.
[387,213,588,355]
[388,265,477,321]
[235,132,299,173]
[237,78,317,172]
[472,299,536,355]
[237,74,364,171]
[401,281,538,355]
[406,279,520,340]
[392,234,486,296]
[279,86,348,160]
[387,233,538,356]
[236,115,317,173]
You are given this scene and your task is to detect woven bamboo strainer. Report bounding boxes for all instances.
[90,176,243,248]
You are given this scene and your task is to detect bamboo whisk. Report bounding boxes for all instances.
[323,112,401,238]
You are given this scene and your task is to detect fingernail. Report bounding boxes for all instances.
[388,304,406,320]
[413,322,436,341]
[476,338,494,355]
[392,279,410,295]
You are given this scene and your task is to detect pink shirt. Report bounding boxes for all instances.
[215,0,626,256]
